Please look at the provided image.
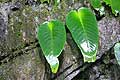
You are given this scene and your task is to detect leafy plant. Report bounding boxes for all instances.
[37,20,66,73]
[66,7,99,62]
[37,7,99,73]
[36,0,120,74]
[103,0,120,15]
[91,0,120,15]
[114,43,120,65]
[89,0,105,16]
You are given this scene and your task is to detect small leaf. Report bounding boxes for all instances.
[54,0,60,6]
[103,0,120,15]
[111,0,120,15]
[66,7,99,62]
[114,43,120,65]
[37,20,66,73]
[90,0,105,16]
[90,0,101,8]
[103,0,111,5]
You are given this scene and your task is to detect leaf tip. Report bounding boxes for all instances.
[46,55,59,73]
[83,54,96,63]
[50,61,59,73]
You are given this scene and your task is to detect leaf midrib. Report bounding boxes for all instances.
[48,22,54,55]
[78,12,89,48]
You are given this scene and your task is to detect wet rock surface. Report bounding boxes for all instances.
[0,0,120,80]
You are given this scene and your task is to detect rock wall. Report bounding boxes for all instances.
[0,0,120,80]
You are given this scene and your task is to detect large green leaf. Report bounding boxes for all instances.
[37,20,66,73]
[66,7,99,62]
[114,43,120,65]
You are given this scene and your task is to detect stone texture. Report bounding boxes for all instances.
[0,0,120,80]
[98,15,120,59]
[0,48,47,80]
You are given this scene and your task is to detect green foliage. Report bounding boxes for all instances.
[54,0,60,6]
[90,0,101,8]
[66,7,99,62]
[103,0,111,5]
[37,20,66,73]
[103,0,120,15]
[90,0,120,15]
[37,7,99,73]
[111,0,120,14]
[90,0,105,16]
[114,43,120,65]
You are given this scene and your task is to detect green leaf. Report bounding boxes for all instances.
[54,0,60,6]
[103,0,120,15]
[103,0,111,5]
[90,0,105,16]
[114,43,120,65]
[66,7,99,62]
[37,20,66,73]
[111,0,120,14]
[90,0,101,8]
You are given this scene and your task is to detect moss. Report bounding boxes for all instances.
[7,5,40,50]
[0,77,5,80]
[103,54,110,64]
[0,0,9,3]
[40,0,49,3]
[0,48,46,80]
